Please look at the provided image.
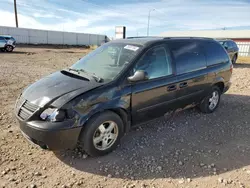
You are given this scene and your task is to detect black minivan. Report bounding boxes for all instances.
[15,37,232,156]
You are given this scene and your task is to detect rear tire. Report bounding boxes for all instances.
[232,54,237,64]
[79,111,124,156]
[5,45,13,52]
[199,86,221,113]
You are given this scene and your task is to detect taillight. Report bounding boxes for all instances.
[230,64,233,73]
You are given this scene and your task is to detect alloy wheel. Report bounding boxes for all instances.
[93,121,119,151]
[6,45,13,52]
[208,91,219,110]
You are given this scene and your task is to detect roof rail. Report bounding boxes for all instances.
[215,38,231,40]
[163,36,213,40]
[126,36,161,39]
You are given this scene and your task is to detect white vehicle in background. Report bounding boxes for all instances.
[0,35,16,52]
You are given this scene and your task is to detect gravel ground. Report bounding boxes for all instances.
[1,48,250,188]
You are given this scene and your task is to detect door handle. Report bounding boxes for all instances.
[167,85,177,91]
[179,82,188,88]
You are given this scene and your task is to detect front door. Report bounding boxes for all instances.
[130,44,178,125]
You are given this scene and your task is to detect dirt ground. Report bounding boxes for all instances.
[1,47,250,188]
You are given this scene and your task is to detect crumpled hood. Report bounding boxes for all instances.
[22,71,101,107]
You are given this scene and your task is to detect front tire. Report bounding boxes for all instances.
[199,86,221,113]
[5,45,14,52]
[79,111,124,156]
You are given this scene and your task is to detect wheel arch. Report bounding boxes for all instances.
[213,82,225,93]
[79,107,131,134]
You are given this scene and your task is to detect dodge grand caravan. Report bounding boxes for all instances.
[15,37,232,156]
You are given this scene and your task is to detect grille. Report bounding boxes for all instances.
[22,100,39,113]
[16,99,39,120]
[18,108,31,120]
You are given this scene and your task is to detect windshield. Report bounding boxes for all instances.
[3,37,15,41]
[71,43,142,82]
[219,41,225,46]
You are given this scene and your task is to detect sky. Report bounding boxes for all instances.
[0,0,250,38]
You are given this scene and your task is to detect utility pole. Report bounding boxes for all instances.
[14,0,18,27]
[147,9,155,36]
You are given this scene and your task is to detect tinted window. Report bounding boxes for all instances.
[228,41,234,49]
[0,37,5,41]
[134,45,172,79]
[200,40,229,66]
[230,41,237,48]
[168,41,206,75]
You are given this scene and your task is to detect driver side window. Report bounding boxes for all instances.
[134,45,173,79]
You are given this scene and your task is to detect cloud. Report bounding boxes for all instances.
[0,10,88,32]
[0,0,250,37]
[33,13,62,19]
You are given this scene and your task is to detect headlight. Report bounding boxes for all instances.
[40,108,65,122]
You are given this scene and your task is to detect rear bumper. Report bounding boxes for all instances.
[223,81,232,93]
[18,119,82,150]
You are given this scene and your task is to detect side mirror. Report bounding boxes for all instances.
[127,70,148,82]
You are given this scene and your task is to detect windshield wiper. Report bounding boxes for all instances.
[67,68,103,83]
[68,68,80,74]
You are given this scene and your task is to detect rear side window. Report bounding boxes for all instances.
[0,37,5,41]
[168,41,206,75]
[200,40,229,66]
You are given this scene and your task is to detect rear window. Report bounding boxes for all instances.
[168,40,206,75]
[228,41,234,48]
[230,41,237,48]
[200,40,229,66]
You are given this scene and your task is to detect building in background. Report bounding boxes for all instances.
[160,30,250,56]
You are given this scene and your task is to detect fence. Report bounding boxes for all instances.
[236,42,250,57]
[0,26,106,46]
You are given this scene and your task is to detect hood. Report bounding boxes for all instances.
[22,71,101,107]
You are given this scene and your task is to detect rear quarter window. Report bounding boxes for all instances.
[200,40,229,66]
[168,40,206,75]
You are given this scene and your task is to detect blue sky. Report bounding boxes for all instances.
[1,0,250,38]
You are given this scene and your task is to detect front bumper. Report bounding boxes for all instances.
[18,119,82,150]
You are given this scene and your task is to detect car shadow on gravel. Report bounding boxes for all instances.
[0,51,34,54]
[55,94,250,180]
[234,63,250,68]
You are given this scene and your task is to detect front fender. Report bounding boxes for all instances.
[77,94,131,127]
